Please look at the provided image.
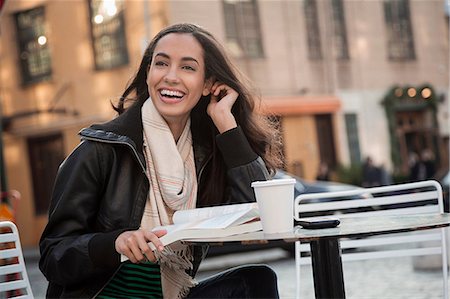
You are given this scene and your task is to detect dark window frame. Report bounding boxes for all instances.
[223,0,264,58]
[14,6,52,85]
[331,0,350,60]
[384,0,415,61]
[304,0,323,60]
[88,0,129,70]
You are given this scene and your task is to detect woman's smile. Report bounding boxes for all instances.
[158,88,186,104]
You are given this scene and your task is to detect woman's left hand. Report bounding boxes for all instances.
[207,82,238,133]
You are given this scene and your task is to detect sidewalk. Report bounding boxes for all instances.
[198,249,447,299]
[25,247,447,299]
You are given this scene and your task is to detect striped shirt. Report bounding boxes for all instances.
[96,261,163,299]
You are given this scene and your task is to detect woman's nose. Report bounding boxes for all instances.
[164,67,180,84]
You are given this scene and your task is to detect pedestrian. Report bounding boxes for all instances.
[421,149,436,179]
[408,151,421,181]
[316,161,330,181]
[362,156,381,187]
[39,23,282,299]
[409,150,436,182]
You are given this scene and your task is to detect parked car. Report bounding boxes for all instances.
[207,169,362,257]
[274,169,363,203]
[434,168,449,212]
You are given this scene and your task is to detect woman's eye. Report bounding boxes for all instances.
[154,61,167,67]
[182,65,196,71]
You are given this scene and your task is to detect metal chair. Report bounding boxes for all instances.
[294,180,448,299]
[0,221,34,298]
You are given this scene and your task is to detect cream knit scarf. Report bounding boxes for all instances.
[140,98,198,299]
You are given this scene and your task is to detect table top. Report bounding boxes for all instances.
[185,213,450,244]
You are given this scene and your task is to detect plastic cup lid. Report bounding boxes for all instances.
[251,178,296,187]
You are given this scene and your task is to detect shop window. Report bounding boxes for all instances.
[384,0,415,61]
[304,0,323,60]
[27,134,65,215]
[88,0,129,70]
[331,0,349,60]
[223,0,264,58]
[14,6,52,85]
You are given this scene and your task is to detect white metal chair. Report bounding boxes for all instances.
[0,221,34,299]
[294,180,448,299]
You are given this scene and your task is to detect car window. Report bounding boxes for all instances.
[443,172,449,185]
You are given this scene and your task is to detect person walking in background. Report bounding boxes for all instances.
[408,152,421,181]
[362,156,381,187]
[421,149,436,179]
[316,161,330,181]
[409,149,436,182]
[39,23,281,298]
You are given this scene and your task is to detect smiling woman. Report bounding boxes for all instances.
[147,33,212,139]
[39,23,282,299]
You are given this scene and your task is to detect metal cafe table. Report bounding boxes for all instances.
[187,213,450,299]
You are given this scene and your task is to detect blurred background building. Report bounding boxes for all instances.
[0,0,448,247]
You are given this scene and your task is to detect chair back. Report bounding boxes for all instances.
[294,180,448,299]
[0,221,34,299]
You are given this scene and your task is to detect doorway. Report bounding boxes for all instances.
[315,114,337,169]
[27,133,65,215]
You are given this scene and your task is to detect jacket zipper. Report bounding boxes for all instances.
[81,135,146,298]
[92,264,123,298]
[197,154,212,185]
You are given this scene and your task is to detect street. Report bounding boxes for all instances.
[25,247,446,299]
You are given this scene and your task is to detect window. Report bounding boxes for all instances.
[344,113,361,165]
[223,0,264,58]
[27,134,65,215]
[89,0,129,70]
[384,0,415,61]
[304,0,322,60]
[331,0,349,60]
[14,6,52,85]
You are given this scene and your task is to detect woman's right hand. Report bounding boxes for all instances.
[115,229,167,263]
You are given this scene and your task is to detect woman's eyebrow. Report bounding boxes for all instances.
[155,52,199,65]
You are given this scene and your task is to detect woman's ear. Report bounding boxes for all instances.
[202,77,214,96]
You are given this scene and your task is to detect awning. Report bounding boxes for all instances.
[259,95,341,116]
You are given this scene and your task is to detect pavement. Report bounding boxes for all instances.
[24,247,447,299]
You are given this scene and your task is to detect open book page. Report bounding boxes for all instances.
[172,202,258,224]
[156,205,259,231]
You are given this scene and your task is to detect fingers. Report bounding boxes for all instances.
[115,229,167,264]
[141,230,166,261]
[210,82,238,100]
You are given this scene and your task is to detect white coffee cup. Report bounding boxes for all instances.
[251,178,296,234]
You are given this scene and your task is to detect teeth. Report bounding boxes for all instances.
[160,89,184,97]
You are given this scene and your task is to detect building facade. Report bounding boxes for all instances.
[0,0,448,246]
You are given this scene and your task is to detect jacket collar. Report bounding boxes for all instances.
[79,99,213,176]
[80,99,145,154]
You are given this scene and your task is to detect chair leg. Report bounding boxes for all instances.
[441,228,448,299]
[295,241,301,299]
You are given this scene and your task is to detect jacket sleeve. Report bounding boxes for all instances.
[215,126,271,204]
[39,141,124,286]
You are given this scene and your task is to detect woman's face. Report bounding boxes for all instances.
[147,33,211,126]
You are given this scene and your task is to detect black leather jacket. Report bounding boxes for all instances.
[39,100,270,298]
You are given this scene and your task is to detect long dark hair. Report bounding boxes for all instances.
[114,23,282,205]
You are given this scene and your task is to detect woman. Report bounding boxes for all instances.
[39,23,281,298]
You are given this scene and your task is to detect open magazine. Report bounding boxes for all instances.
[120,203,261,262]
